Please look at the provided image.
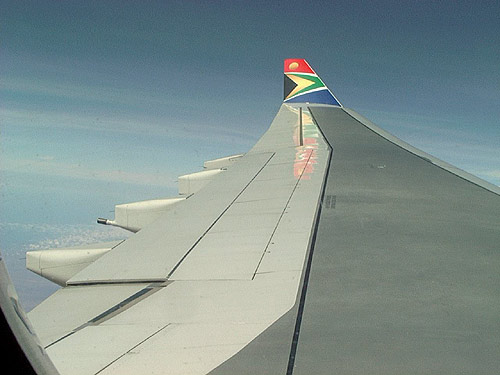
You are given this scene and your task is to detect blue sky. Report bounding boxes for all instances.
[1,0,499,310]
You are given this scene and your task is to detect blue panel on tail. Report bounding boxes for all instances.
[284,89,341,106]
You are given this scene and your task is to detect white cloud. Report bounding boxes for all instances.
[0,106,256,145]
[0,156,178,187]
[472,169,500,187]
[0,222,130,252]
[0,76,171,108]
[478,170,500,179]
[37,155,55,161]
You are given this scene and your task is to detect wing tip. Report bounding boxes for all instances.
[283,58,342,107]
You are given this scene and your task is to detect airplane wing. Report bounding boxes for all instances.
[2,59,499,374]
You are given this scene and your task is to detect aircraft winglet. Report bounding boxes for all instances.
[283,59,341,106]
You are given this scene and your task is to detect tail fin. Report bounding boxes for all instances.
[283,59,341,106]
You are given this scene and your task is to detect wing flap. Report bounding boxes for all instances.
[46,319,168,375]
[28,283,150,347]
[44,278,298,375]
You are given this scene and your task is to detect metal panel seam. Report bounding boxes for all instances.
[251,147,315,279]
[166,152,276,278]
[94,323,171,375]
